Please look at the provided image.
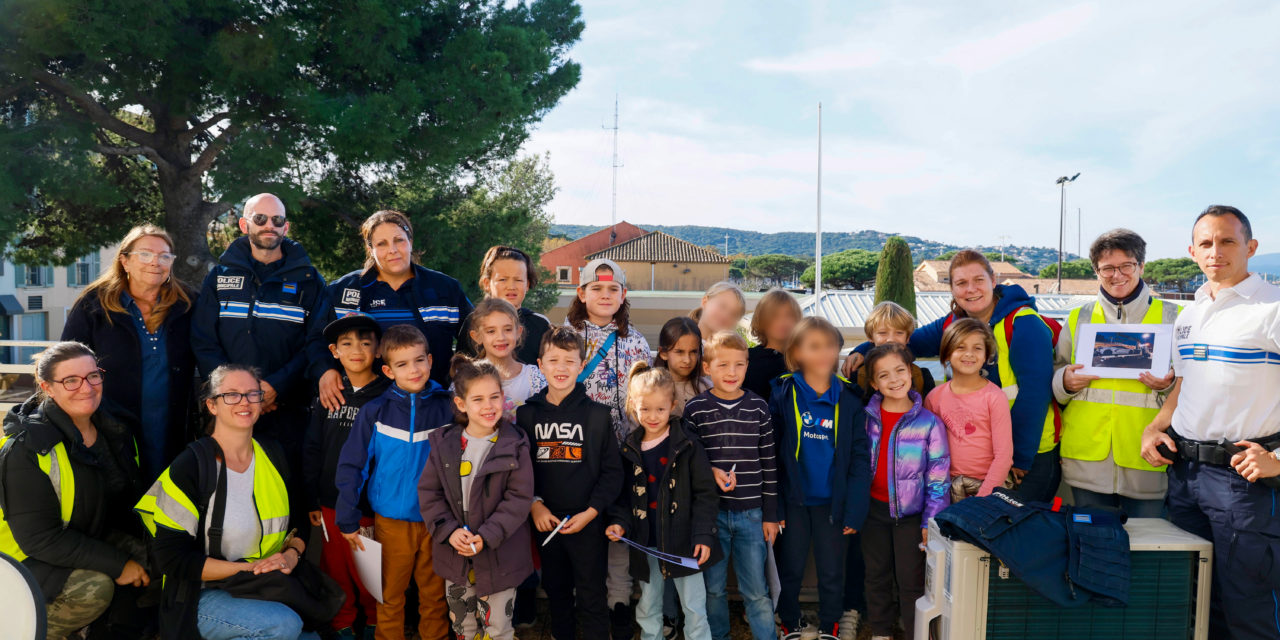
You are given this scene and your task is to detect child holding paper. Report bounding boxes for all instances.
[606,362,721,640]
[517,327,623,640]
[419,355,535,640]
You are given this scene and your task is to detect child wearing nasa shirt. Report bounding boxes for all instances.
[516,327,623,640]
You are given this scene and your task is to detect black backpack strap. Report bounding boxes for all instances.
[189,437,229,561]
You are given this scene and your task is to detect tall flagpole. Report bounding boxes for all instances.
[815,102,823,317]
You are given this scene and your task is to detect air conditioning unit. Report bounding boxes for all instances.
[915,517,1210,640]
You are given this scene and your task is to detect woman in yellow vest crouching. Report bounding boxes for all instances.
[1053,229,1181,517]
[0,341,149,639]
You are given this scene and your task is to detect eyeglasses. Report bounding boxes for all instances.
[128,250,177,266]
[50,369,105,391]
[211,390,266,405]
[249,214,287,228]
[1098,262,1139,278]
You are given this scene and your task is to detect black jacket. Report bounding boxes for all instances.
[61,286,199,460]
[745,346,787,401]
[302,374,392,511]
[191,236,328,405]
[610,417,721,580]
[150,438,293,639]
[516,383,623,517]
[0,396,142,600]
[461,306,553,366]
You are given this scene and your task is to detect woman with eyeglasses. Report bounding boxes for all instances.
[136,363,320,640]
[0,341,150,639]
[62,225,198,482]
[1051,229,1182,517]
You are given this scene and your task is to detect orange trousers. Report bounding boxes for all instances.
[374,515,450,640]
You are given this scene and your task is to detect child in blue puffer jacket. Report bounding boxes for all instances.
[862,342,950,640]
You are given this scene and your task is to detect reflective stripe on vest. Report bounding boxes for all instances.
[134,438,291,561]
[992,307,1061,454]
[1061,299,1169,471]
[0,438,75,562]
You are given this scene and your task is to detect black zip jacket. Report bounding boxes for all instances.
[0,396,142,600]
[191,236,327,405]
[302,374,392,511]
[610,417,722,580]
[516,383,623,517]
[61,286,199,457]
[745,346,787,401]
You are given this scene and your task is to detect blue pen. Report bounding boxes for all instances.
[462,525,477,554]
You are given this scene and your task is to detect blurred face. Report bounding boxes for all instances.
[950,263,996,318]
[948,333,988,377]
[661,334,700,381]
[41,355,103,422]
[1189,214,1257,286]
[205,370,262,431]
[871,353,912,401]
[484,258,530,308]
[794,330,839,377]
[699,291,744,333]
[121,235,173,289]
[238,196,288,251]
[765,308,800,347]
[870,325,909,346]
[383,345,432,393]
[538,345,583,393]
[634,390,674,437]
[1095,249,1143,300]
[370,222,413,277]
[454,376,504,431]
[471,311,520,361]
[578,270,625,324]
[329,331,377,376]
[705,348,748,394]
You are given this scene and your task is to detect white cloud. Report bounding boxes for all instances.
[525,1,1280,260]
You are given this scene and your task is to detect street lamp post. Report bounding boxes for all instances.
[1055,172,1080,292]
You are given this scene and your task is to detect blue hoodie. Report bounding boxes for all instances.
[855,284,1054,469]
[191,236,328,400]
[333,380,454,532]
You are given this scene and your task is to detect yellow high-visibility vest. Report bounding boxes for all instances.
[1061,300,1172,471]
[992,307,1061,455]
[0,437,75,562]
[135,438,289,561]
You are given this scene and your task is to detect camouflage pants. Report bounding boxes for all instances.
[45,568,114,640]
[444,580,516,640]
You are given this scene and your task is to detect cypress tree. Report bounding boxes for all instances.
[874,236,916,316]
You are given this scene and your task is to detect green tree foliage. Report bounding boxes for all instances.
[1039,259,1095,279]
[875,237,916,315]
[1143,258,1201,293]
[747,254,810,285]
[288,154,559,313]
[801,249,880,290]
[0,0,584,283]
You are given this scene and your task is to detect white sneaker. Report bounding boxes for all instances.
[800,624,821,640]
[871,636,893,640]
[838,610,861,640]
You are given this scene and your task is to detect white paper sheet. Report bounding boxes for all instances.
[353,534,384,604]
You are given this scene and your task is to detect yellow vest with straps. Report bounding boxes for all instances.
[0,437,75,562]
[134,439,290,561]
[992,307,1061,455]
[1061,300,1171,471]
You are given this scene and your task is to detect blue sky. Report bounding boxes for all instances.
[522,1,1280,260]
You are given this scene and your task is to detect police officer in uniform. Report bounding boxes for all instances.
[1141,205,1280,640]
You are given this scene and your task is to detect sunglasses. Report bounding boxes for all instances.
[249,214,287,228]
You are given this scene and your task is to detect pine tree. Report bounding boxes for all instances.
[875,236,916,315]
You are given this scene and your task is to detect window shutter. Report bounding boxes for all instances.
[43,266,53,286]
[67,265,77,287]
[15,264,25,287]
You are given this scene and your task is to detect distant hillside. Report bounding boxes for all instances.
[1252,253,1280,275]
[549,223,1078,273]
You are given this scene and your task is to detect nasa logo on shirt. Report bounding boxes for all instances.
[216,275,244,291]
[341,288,361,307]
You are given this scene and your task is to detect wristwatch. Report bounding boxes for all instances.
[1271,448,1280,463]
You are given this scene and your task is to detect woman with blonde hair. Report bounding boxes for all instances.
[62,224,198,480]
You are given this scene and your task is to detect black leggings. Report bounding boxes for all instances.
[860,499,925,637]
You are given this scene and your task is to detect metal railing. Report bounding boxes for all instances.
[0,340,59,414]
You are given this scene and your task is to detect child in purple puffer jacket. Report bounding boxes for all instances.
[862,343,949,640]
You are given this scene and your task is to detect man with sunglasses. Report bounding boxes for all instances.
[191,193,329,532]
